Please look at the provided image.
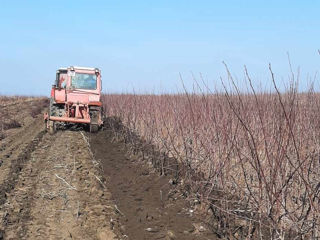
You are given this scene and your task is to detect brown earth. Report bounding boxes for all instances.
[90,130,217,240]
[0,98,48,190]
[0,98,117,239]
[0,97,217,240]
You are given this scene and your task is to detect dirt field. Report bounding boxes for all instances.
[90,130,217,240]
[0,98,216,240]
[0,98,116,239]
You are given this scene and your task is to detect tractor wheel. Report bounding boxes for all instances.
[48,121,56,134]
[89,124,99,133]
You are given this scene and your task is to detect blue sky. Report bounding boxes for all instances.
[0,0,319,95]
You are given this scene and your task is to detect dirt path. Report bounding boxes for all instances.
[0,129,117,240]
[90,130,217,240]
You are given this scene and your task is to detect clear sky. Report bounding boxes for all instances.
[0,0,319,95]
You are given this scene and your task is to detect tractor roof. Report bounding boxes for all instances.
[57,66,100,71]
[72,66,97,71]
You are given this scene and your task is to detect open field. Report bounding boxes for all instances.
[1,85,319,239]
[102,83,320,239]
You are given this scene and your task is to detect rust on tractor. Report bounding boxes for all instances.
[44,66,103,133]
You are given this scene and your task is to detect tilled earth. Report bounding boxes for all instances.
[90,130,217,240]
[0,99,116,240]
[0,98,217,240]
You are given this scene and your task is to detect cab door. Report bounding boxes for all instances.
[54,70,67,103]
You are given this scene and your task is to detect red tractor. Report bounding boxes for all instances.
[44,66,103,133]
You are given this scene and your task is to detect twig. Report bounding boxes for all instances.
[55,174,77,190]
[80,131,97,163]
[114,204,124,216]
[94,174,106,188]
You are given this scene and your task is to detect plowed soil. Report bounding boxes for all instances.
[90,130,217,240]
[0,97,217,240]
[0,98,117,239]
